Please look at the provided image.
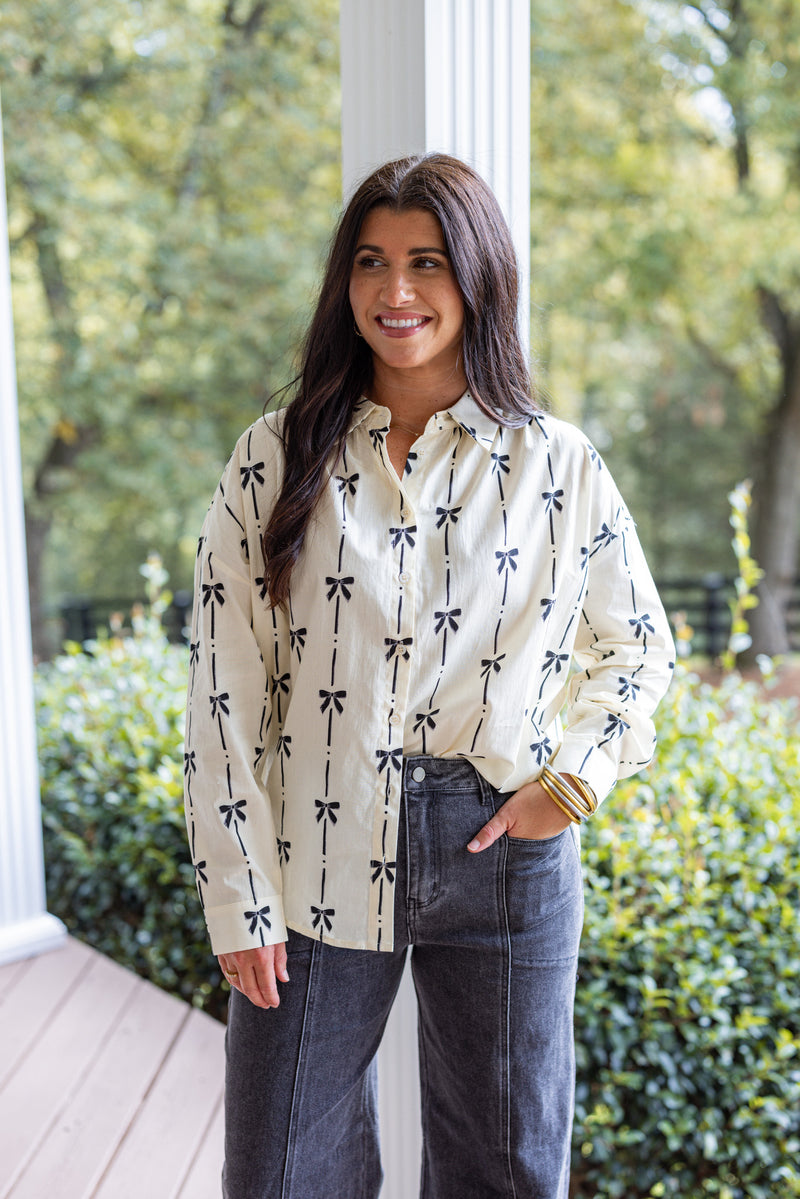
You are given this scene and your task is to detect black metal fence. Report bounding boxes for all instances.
[56,577,800,659]
[648,575,800,657]
[57,591,193,647]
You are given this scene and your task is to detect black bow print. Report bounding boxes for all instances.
[335,473,360,495]
[202,582,225,607]
[326,576,354,601]
[371,859,396,884]
[413,709,439,732]
[219,800,247,827]
[602,713,630,740]
[271,673,291,697]
[315,800,340,823]
[618,676,641,701]
[529,736,553,764]
[244,905,271,934]
[434,608,461,634]
[311,906,335,932]
[629,613,655,639]
[209,692,230,718]
[435,506,462,529]
[384,637,413,661]
[319,689,347,714]
[495,548,519,573]
[240,461,265,488]
[541,489,564,514]
[376,747,403,774]
[389,526,417,548]
[592,524,617,553]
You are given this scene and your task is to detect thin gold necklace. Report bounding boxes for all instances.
[390,418,426,438]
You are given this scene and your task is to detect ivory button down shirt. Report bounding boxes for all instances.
[185,392,675,955]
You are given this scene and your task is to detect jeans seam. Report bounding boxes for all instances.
[281,939,318,1198]
[415,948,431,1199]
[499,835,519,1199]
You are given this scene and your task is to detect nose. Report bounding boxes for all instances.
[380,267,415,306]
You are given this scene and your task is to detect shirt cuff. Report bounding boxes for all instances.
[547,740,619,808]
[205,893,288,955]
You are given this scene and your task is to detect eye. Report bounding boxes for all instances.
[354,254,384,270]
[413,256,444,270]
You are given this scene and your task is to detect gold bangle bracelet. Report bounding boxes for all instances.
[566,775,598,816]
[541,766,597,818]
[537,771,583,825]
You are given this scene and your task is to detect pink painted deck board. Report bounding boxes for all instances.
[93,1007,225,1199]
[0,938,225,1199]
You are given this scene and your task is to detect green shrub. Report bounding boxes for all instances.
[36,618,800,1187]
[573,666,800,1198]
[36,619,225,1019]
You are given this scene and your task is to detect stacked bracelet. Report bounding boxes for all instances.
[538,765,598,825]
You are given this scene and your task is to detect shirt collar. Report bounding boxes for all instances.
[348,391,500,452]
[444,392,501,452]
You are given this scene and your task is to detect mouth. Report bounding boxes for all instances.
[376,316,431,335]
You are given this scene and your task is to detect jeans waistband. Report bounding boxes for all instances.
[402,755,494,800]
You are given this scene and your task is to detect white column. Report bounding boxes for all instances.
[340,0,531,340]
[0,90,67,965]
[339,6,530,1194]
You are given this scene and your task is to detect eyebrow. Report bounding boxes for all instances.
[354,243,449,257]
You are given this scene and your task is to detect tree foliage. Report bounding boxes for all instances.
[532,0,800,652]
[1,0,340,655]
[3,0,800,655]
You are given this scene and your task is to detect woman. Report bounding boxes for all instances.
[185,153,674,1199]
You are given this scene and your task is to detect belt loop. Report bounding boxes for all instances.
[475,768,498,808]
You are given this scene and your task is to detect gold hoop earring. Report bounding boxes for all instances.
[354,322,364,339]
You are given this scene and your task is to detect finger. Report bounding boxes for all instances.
[467,812,511,854]
[274,940,290,984]
[219,955,240,986]
[251,954,280,1009]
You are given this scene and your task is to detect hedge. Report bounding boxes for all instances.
[573,667,800,1198]
[36,622,800,1195]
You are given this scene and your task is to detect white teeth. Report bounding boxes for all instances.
[380,317,427,329]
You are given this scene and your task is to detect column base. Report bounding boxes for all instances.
[0,912,68,966]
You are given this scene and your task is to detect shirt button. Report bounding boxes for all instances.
[412,766,426,782]
[399,572,411,584]
[389,714,402,726]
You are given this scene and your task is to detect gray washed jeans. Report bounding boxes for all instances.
[223,756,583,1199]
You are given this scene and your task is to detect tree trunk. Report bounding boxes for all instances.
[749,297,800,656]
[24,506,53,662]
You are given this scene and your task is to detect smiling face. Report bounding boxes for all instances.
[348,206,465,390]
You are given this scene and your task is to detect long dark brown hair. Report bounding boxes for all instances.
[261,152,538,606]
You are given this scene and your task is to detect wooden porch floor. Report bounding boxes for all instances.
[0,936,225,1199]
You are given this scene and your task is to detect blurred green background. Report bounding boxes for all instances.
[2,0,798,660]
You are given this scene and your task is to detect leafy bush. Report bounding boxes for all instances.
[36,581,225,1019]
[573,665,800,1198]
[36,603,800,1187]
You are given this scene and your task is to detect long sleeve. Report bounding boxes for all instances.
[548,452,675,803]
[184,438,287,955]
[182,398,675,953]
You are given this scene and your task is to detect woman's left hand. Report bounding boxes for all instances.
[467,778,572,852]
